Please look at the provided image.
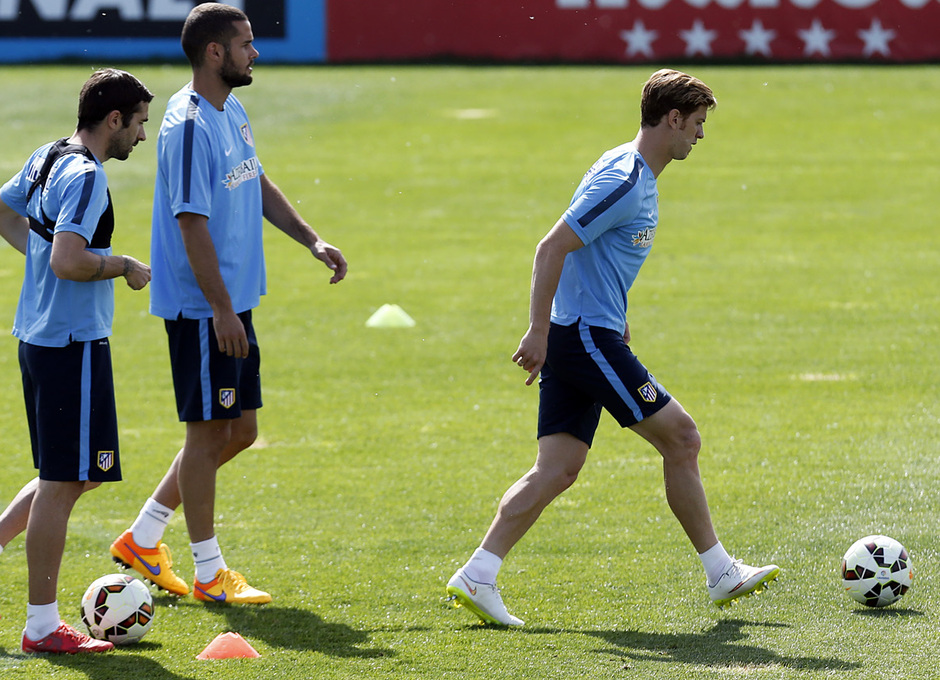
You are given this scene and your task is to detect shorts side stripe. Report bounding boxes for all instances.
[78,341,92,481]
[577,322,644,422]
[198,319,212,421]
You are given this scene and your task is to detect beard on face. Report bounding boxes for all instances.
[107,132,134,161]
[221,50,253,88]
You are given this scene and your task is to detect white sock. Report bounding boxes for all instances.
[25,601,60,641]
[131,497,175,549]
[191,536,227,583]
[699,541,734,586]
[463,547,502,584]
[0,544,5,556]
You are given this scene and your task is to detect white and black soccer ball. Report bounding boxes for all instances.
[81,574,154,644]
[841,535,913,608]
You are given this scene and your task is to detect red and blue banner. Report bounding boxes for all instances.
[0,0,935,63]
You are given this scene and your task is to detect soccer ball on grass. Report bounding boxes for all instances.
[80,574,154,644]
[841,535,912,608]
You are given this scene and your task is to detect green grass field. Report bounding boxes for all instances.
[0,64,938,678]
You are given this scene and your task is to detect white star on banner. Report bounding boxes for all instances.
[620,20,658,58]
[858,18,896,57]
[798,19,836,57]
[739,19,776,57]
[680,19,718,57]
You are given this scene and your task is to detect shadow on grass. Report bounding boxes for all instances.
[0,605,396,678]
[853,606,923,618]
[528,619,861,673]
[207,604,396,658]
[1,651,198,680]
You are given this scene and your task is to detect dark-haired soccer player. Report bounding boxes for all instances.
[0,68,152,652]
[446,70,779,626]
[110,2,346,604]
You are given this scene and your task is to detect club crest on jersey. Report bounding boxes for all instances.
[239,123,254,146]
[219,388,236,409]
[97,451,115,472]
[632,227,656,248]
[638,382,658,403]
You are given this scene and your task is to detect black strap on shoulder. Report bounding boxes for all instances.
[26,138,114,248]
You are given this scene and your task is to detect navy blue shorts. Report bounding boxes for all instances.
[537,320,671,447]
[165,310,262,422]
[19,339,121,482]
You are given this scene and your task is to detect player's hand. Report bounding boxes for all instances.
[122,256,151,291]
[311,240,347,284]
[213,309,249,358]
[512,326,548,386]
[623,320,631,345]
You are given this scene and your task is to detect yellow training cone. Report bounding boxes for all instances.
[365,304,416,328]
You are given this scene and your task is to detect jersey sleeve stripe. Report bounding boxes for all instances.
[576,162,641,229]
[70,168,97,226]
[182,94,200,204]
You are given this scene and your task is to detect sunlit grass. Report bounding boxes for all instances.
[0,64,937,678]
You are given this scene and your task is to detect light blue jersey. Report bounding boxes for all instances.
[553,143,658,334]
[1,142,114,347]
[150,86,265,320]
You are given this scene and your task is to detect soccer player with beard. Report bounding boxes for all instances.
[0,68,152,652]
[110,2,347,604]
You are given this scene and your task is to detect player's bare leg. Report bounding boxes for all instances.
[631,398,778,607]
[26,480,85,605]
[480,432,589,558]
[447,433,588,625]
[0,477,38,549]
[177,414,270,604]
[1,478,99,551]
[151,410,257,510]
[111,411,259,596]
[177,418,232,543]
[24,483,113,656]
[630,399,717,553]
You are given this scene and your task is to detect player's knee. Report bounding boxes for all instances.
[228,427,257,455]
[541,464,581,495]
[556,471,579,494]
[663,420,701,466]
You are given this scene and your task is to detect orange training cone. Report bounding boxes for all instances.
[196,632,260,659]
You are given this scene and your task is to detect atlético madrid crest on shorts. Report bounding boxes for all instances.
[219,388,236,409]
[97,451,114,472]
[637,382,658,404]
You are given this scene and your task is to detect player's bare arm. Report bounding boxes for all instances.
[512,218,583,385]
[260,174,348,284]
[0,199,28,254]
[49,231,150,290]
[177,211,248,358]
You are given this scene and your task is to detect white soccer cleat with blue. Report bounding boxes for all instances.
[708,560,780,608]
[446,568,524,626]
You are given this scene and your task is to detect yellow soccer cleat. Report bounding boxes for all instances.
[110,530,189,596]
[194,568,272,604]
